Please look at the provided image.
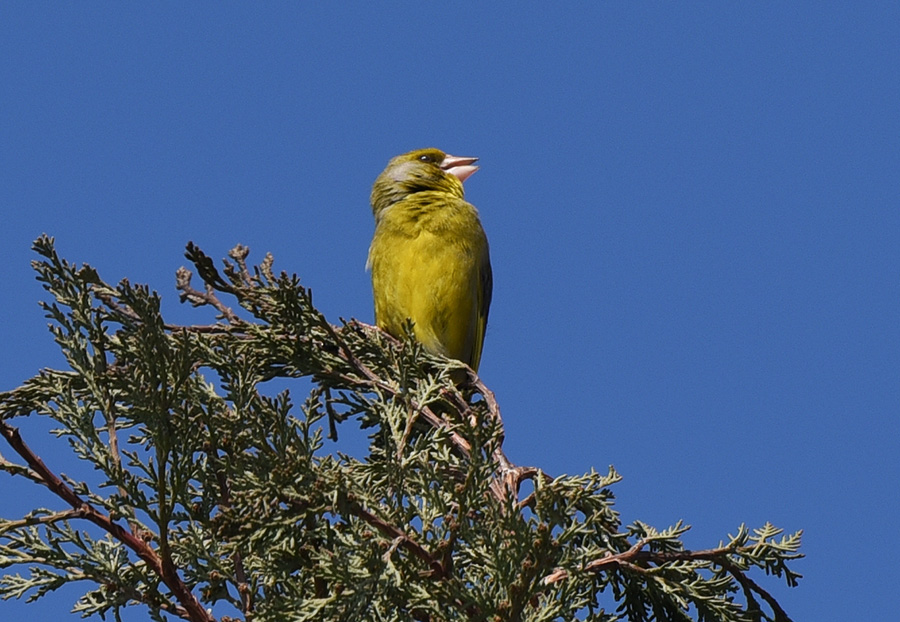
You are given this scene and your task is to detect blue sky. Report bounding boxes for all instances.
[1,3,897,620]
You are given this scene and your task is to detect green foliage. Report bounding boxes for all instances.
[0,236,802,621]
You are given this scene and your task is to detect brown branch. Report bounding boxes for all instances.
[578,538,654,576]
[543,537,725,583]
[720,558,793,622]
[543,539,793,621]
[463,362,542,504]
[338,322,543,504]
[327,321,476,459]
[93,290,142,322]
[466,368,502,425]
[339,500,483,620]
[176,266,241,324]
[347,501,444,579]
[322,319,393,391]
[0,421,214,622]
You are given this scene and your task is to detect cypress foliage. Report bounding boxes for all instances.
[0,236,802,621]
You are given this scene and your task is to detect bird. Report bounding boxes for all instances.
[367,147,492,373]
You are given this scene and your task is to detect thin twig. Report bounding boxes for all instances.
[164,323,244,334]
[0,508,85,531]
[93,291,142,322]
[347,502,444,578]
[176,266,241,323]
[326,320,476,459]
[332,499,480,619]
[721,558,793,622]
[0,453,44,484]
[542,538,794,621]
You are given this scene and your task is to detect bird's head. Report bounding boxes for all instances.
[371,148,479,217]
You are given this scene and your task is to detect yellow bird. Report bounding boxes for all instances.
[368,148,492,372]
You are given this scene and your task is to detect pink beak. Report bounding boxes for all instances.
[440,154,479,183]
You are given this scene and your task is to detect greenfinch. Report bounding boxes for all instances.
[368,148,492,372]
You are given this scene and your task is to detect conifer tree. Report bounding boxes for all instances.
[0,236,802,621]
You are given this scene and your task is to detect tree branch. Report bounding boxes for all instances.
[0,508,85,532]
[720,558,793,622]
[176,266,241,324]
[0,421,214,622]
[346,501,444,578]
[543,538,795,621]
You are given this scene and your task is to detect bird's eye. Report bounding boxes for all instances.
[418,154,431,162]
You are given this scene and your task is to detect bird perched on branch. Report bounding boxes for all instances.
[368,148,492,372]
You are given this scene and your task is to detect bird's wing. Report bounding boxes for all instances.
[471,248,493,372]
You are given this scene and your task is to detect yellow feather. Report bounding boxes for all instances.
[368,149,492,371]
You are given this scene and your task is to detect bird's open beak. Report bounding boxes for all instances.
[441,154,479,183]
